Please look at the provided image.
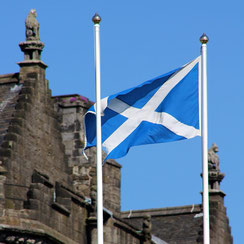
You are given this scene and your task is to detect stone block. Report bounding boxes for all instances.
[4,199,15,209]
[7,125,22,135]
[74,132,80,139]
[62,132,74,141]
[27,188,43,200]
[55,183,71,199]
[14,109,26,119]
[56,197,71,210]
[26,199,40,210]
[75,140,84,149]
[72,149,80,157]
[32,171,53,188]
[26,72,38,79]
[24,80,37,88]
[21,87,34,96]
[10,118,24,127]
[0,149,11,157]
[74,120,81,131]
[51,201,71,217]
[62,113,76,124]
[61,124,75,133]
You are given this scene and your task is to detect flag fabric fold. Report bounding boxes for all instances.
[84,56,201,160]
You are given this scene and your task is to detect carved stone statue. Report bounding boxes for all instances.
[142,215,152,242]
[25,9,40,41]
[208,143,219,171]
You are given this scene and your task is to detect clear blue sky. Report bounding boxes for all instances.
[1,1,242,243]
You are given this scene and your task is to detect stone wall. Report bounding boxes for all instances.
[0,66,138,244]
[103,160,121,212]
[0,73,20,146]
[209,193,233,244]
[3,64,68,199]
[0,64,88,243]
[54,95,122,213]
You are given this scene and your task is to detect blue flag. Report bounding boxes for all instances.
[84,57,201,160]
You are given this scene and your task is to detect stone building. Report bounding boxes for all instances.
[0,10,232,244]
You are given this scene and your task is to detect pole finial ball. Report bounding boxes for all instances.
[92,13,101,24]
[200,33,209,44]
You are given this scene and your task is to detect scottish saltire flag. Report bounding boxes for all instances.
[84,56,201,160]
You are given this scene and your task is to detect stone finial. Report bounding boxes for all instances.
[25,9,40,41]
[18,9,47,68]
[208,143,219,171]
[208,143,225,191]
[142,215,152,243]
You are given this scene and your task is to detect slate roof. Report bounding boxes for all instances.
[121,205,203,244]
[0,73,21,146]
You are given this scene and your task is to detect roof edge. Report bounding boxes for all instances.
[0,73,19,84]
[121,204,202,218]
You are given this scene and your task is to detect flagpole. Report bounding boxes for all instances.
[200,33,210,244]
[92,13,104,244]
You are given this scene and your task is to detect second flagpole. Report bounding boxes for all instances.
[92,13,104,244]
[200,33,210,244]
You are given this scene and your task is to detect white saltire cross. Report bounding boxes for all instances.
[101,57,201,155]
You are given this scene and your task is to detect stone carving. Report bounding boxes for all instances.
[142,215,152,242]
[4,235,45,244]
[90,185,97,216]
[25,9,40,41]
[208,143,219,171]
[206,143,226,190]
[5,236,16,242]
[19,9,45,62]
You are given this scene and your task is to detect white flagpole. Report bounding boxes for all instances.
[200,33,210,244]
[92,13,104,244]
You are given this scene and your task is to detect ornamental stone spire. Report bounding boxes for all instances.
[18,9,46,66]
